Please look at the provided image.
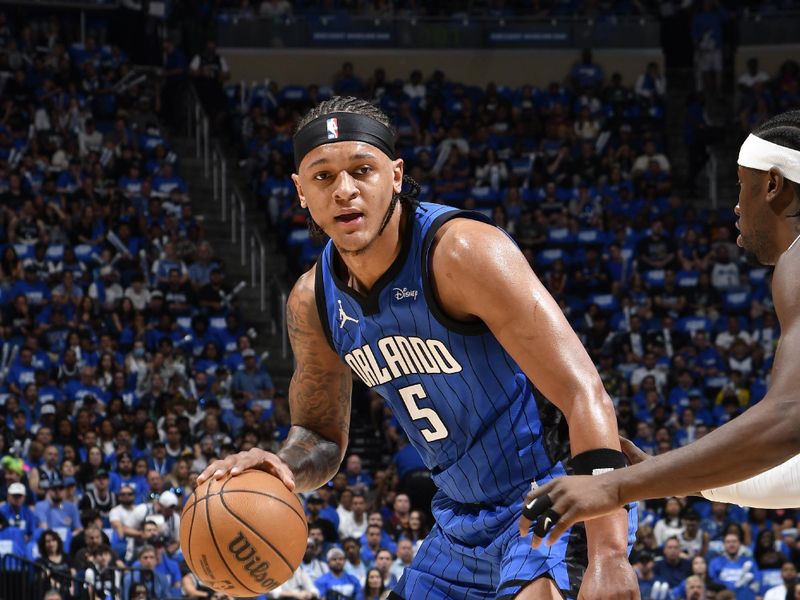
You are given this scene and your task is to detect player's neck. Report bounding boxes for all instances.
[338,204,407,295]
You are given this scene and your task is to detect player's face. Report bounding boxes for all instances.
[736,165,779,265]
[293,141,404,256]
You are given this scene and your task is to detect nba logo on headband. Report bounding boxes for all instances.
[326,118,339,140]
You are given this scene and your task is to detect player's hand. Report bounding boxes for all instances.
[619,436,650,466]
[519,475,624,547]
[579,555,640,600]
[196,448,296,491]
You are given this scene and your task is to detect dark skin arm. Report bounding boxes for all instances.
[197,266,352,492]
[525,244,800,546]
[430,219,637,599]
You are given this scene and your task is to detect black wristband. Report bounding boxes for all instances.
[570,448,627,476]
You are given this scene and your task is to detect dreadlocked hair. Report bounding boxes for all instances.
[296,97,420,241]
[751,110,800,216]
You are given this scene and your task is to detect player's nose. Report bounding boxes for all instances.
[332,170,359,202]
[734,204,741,217]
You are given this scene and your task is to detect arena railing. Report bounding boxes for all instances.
[187,84,290,359]
[216,14,660,49]
[738,10,800,45]
[0,553,89,600]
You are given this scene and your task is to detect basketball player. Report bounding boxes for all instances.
[198,97,638,599]
[521,110,800,545]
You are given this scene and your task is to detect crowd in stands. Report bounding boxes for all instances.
[736,57,800,137]
[0,5,799,600]
[0,12,277,600]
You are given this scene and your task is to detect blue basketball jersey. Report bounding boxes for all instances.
[315,202,567,507]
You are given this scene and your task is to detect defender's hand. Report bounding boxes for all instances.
[620,436,650,466]
[197,448,295,491]
[519,475,624,547]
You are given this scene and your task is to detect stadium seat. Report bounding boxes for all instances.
[676,271,699,288]
[643,270,666,288]
[535,248,570,267]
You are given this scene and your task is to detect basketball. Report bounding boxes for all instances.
[179,469,308,597]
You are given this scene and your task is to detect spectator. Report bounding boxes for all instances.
[189,39,230,128]
[635,62,666,102]
[231,349,275,401]
[678,510,709,559]
[709,532,761,599]
[79,468,117,520]
[633,551,658,598]
[402,510,429,554]
[709,245,740,292]
[653,497,685,547]
[738,58,770,91]
[34,477,81,535]
[682,575,707,600]
[691,0,726,95]
[109,484,148,558]
[37,529,71,585]
[84,543,119,599]
[345,455,373,494]
[343,537,367,587]
[363,567,389,600]
[764,561,798,600]
[654,537,692,589]
[306,493,337,544]
[0,482,35,539]
[300,535,329,582]
[389,539,414,583]
[570,48,604,92]
[372,548,397,590]
[122,544,171,600]
[338,492,368,544]
[269,564,320,598]
[314,547,364,600]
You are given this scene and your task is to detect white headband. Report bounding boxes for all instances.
[738,133,800,183]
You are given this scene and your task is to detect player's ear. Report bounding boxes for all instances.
[766,167,791,213]
[392,158,404,194]
[291,173,307,209]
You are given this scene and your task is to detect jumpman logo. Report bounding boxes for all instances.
[338,300,359,328]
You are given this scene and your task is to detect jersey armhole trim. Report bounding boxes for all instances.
[314,256,336,353]
[421,209,493,337]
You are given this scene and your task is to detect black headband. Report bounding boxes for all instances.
[293,112,395,169]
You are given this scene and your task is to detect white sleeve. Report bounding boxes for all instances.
[701,453,800,508]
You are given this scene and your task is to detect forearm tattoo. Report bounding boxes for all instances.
[279,272,352,492]
[278,426,343,492]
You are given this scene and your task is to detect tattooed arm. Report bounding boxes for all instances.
[277,266,352,491]
[197,265,352,492]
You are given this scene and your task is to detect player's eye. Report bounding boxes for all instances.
[313,172,330,181]
[736,180,742,188]
[354,165,372,176]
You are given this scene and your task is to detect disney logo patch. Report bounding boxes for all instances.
[393,287,418,301]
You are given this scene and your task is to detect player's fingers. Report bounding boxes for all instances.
[619,436,649,465]
[543,518,572,547]
[519,488,554,537]
[197,459,228,484]
[212,456,238,479]
[234,454,296,491]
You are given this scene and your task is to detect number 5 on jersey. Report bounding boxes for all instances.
[399,384,449,442]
